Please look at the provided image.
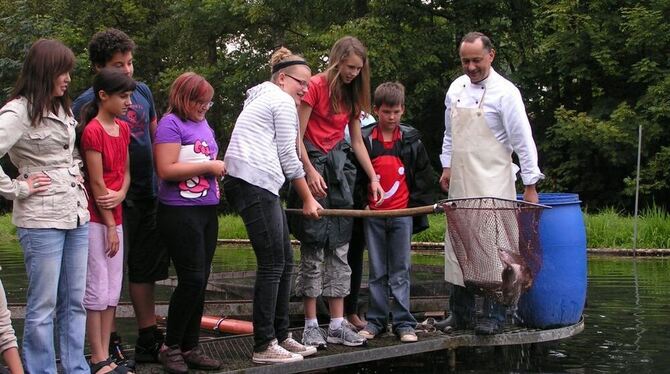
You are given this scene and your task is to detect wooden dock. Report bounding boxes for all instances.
[135,318,584,373]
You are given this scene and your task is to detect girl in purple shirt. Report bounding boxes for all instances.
[153,72,225,372]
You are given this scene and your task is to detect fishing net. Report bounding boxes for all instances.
[442,197,544,306]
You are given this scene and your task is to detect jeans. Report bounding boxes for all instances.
[18,224,90,374]
[223,176,292,352]
[158,204,218,351]
[449,285,506,324]
[344,219,365,316]
[363,217,416,334]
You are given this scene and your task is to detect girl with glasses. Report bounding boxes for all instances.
[224,47,321,364]
[153,72,224,373]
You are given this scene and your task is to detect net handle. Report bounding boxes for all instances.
[438,196,551,210]
[285,204,441,218]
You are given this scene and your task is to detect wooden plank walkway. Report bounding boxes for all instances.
[135,318,584,373]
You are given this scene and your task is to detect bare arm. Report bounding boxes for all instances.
[291,177,322,219]
[348,118,384,205]
[297,102,327,198]
[154,143,225,182]
[85,150,120,257]
[96,151,130,209]
[2,347,23,374]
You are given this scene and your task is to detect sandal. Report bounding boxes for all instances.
[90,358,115,374]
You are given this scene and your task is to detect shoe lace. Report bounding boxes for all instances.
[341,322,362,341]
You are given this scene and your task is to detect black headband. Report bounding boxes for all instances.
[271,60,308,74]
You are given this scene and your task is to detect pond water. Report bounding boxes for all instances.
[1,240,668,373]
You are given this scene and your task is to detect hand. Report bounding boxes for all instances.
[302,197,322,220]
[209,160,226,177]
[439,168,451,193]
[369,180,385,207]
[523,185,539,204]
[106,226,120,257]
[306,169,327,199]
[96,189,125,210]
[26,174,52,195]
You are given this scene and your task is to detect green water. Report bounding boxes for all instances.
[1,240,669,372]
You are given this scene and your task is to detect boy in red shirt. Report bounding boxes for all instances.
[357,82,434,342]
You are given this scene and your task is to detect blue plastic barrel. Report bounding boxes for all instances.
[517,193,587,328]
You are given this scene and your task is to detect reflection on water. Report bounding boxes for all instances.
[1,239,669,373]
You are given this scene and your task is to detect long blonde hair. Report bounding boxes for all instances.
[324,36,371,121]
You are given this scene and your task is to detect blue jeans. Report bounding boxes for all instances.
[223,176,292,352]
[18,224,90,374]
[363,217,416,334]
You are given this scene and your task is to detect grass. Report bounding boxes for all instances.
[2,206,669,249]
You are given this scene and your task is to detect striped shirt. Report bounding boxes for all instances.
[224,81,305,195]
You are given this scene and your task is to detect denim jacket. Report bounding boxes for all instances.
[0,97,89,229]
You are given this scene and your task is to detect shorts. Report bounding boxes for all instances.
[124,198,170,283]
[84,222,124,310]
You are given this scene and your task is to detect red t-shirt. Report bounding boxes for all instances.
[303,74,350,153]
[368,126,409,210]
[81,118,130,225]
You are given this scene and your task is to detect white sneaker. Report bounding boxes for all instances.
[399,330,418,343]
[327,320,367,346]
[252,339,303,364]
[301,325,327,349]
[279,333,317,357]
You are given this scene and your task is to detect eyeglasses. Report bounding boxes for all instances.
[284,73,309,89]
[198,101,214,109]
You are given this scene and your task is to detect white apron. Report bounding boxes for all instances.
[444,87,516,286]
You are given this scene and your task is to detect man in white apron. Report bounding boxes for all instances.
[438,32,544,334]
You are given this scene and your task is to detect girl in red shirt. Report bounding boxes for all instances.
[292,36,384,348]
[79,68,134,373]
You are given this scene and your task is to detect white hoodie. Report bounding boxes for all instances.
[224,81,305,195]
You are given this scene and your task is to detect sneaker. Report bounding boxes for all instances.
[158,345,188,374]
[253,339,303,364]
[358,329,375,340]
[279,333,317,357]
[399,329,418,343]
[182,346,222,370]
[327,320,367,347]
[301,325,327,350]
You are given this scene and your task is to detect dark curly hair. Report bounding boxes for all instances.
[88,28,136,67]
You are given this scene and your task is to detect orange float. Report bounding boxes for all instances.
[156,315,254,335]
[200,315,254,335]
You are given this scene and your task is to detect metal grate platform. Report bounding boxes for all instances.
[135,318,584,373]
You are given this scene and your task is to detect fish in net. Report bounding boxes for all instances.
[441,197,544,306]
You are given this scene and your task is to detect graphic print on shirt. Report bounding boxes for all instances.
[124,104,148,140]
[367,127,409,210]
[377,165,405,200]
[178,140,212,199]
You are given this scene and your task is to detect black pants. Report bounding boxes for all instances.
[158,203,218,351]
[344,218,365,316]
[223,176,292,352]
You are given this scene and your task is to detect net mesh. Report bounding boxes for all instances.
[442,197,544,306]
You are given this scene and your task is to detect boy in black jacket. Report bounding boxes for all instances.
[357,82,435,343]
